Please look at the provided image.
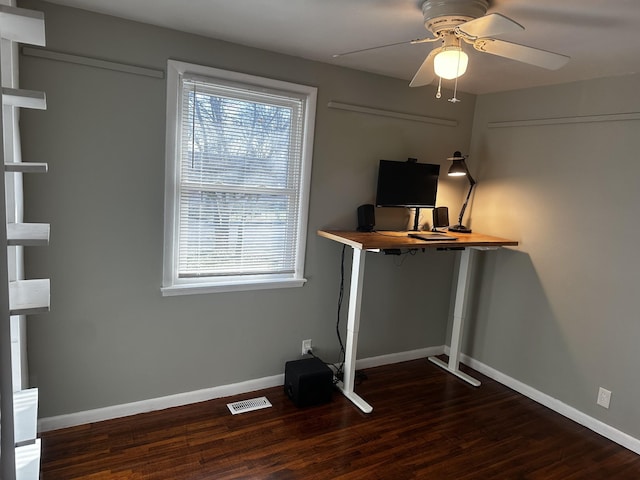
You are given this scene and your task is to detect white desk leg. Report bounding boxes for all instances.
[336,247,373,413]
[428,248,481,387]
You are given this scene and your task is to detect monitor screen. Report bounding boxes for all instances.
[375,159,440,208]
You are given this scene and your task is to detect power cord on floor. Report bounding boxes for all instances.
[332,368,368,386]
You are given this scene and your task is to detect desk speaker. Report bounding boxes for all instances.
[284,357,333,407]
[357,204,375,232]
[432,206,449,229]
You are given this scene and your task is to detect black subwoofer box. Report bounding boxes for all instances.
[284,357,333,407]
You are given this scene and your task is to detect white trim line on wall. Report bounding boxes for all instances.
[21,47,165,79]
[327,101,458,127]
[445,348,640,455]
[487,112,640,129]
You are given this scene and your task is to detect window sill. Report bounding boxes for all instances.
[161,278,307,296]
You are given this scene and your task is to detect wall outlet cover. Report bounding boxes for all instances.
[597,387,612,409]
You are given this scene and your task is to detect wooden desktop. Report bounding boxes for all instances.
[318,229,518,413]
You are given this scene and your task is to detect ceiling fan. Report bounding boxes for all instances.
[334,0,570,92]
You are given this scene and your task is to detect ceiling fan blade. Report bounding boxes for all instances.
[332,37,434,58]
[409,48,440,87]
[474,38,570,70]
[457,13,524,38]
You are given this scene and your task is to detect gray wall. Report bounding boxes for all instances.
[19,0,475,417]
[466,74,640,439]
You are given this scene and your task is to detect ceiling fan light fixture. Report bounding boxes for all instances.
[434,46,468,79]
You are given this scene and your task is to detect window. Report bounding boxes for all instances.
[162,60,317,295]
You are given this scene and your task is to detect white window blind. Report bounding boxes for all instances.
[163,61,316,295]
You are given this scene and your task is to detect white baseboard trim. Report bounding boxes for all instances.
[38,374,284,432]
[451,349,640,455]
[355,346,444,370]
[39,343,640,457]
[38,346,443,433]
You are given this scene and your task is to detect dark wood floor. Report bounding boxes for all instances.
[41,358,640,479]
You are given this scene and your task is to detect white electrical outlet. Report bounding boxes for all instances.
[597,387,612,409]
[301,339,312,355]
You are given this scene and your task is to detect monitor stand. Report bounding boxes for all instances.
[412,207,420,231]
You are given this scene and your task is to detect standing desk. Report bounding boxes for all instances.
[317,230,518,413]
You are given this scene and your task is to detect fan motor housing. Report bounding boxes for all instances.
[422,0,489,35]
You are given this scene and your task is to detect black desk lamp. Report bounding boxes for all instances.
[447,151,476,233]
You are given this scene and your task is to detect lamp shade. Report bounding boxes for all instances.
[448,159,467,176]
[434,48,468,80]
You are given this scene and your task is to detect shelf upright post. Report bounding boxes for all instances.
[0,54,18,480]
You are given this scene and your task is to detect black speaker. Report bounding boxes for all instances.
[432,206,449,229]
[357,204,375,232]
[284,357,333,408]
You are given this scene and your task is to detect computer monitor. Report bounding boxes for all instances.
[375,159,440,231]
[375,159,440,209]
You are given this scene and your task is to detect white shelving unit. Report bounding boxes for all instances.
[0,4,47,480]
[8,279,50,316]
[3,162,47,173]
[13,388,38,444]
[1,87,46,109]
[7,223,50,246]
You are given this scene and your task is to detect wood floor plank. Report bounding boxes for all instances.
[40,359,640,479]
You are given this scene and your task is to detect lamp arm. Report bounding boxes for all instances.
[457,181,475,226]
[456,160,476,224]
[463,161,476,186]
[447,154,476,233]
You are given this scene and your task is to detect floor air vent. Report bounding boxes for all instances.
[226,396,272,415]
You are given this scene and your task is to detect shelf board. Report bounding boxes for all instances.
[0,5,45,46]
[2,87,46,109]
[7,223,49,246]
[15,439,41,480]
[8,279,50,316]
[4,162,48,173]
[14,389,38,445]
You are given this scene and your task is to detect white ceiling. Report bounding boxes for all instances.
[44,0,640,94]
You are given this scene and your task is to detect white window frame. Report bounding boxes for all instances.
[162,60,317,296]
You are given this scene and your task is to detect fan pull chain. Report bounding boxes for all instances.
[436,77,442,99]
[449,75,461,103]
[448,48,462,103]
